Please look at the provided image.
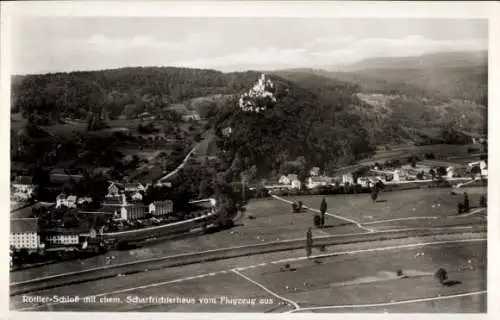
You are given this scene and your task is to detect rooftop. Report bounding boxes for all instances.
[11,218,39,233]
[42,227,89,234]
[14,176,33,185]
[151,200,173,205]
[50,173,84,185]
[124,183,144,190]
[82,206,118,214]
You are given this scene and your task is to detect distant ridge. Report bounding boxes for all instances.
[336,50,487,71]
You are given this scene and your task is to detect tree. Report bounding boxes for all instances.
[375,180,385,191]
[437,166,447,177]
[429,168,436,180]
[480,195,487,207]
[463,192,470,212]
[481,141,487,153]
[306,228,313,257]
[320,197,327,227]
[313,215,321,228]
[213,182,238,227]
[470,166,481,176]
[434,268,448,285]
[255,185,269,198]
[416,171,424,180]
[198,180,212,199]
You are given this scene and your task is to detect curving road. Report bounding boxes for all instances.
[158,147,197,183]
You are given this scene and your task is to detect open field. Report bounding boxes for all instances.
[13,236,486,312]
[242,198,351,239]
[10,204,36,219]
[281,187,487,226]
[239,240,486,313]
[297,293,485,313]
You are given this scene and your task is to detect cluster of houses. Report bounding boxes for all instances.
[10,217,105,251]
[11,176,36,202]
[275,159,488,191]
[101,181,173,221]
[10,172,87,203]
[53,181,174,222]
[10,176,175,251]
[275,167,357,191]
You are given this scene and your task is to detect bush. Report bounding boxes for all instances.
[434,268,448,285]
[298,201,303,212]
[416,171,424,180]
[313,215,321,227]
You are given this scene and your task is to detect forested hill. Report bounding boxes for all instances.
[11,67,261,122]
[212,73,375,179]
[11,65,486,179]
[11,67,378,178]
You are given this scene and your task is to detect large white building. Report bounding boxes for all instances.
[44,229,80,246]
[342,173,355,185]
[120,204,148,221]
[149,200,174,217]
[310,167,320,176]
[10,218,40,250]
[306,176,333,189]
[279,174,298,185]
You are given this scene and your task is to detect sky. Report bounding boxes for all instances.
[10,17,488,75]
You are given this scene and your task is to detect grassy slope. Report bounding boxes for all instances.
[282,187,487,223]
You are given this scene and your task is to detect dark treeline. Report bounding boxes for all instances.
[11,67,263,124]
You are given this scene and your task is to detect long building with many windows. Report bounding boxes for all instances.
[10,218,40,250]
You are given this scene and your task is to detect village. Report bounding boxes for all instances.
[270,154,488,192]
[9,172,198,268]
[10,143,488,263]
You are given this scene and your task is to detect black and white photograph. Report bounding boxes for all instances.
[3,1,496,316]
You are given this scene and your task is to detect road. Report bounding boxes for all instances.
[157,128,213,183]
[157,147,197,182]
